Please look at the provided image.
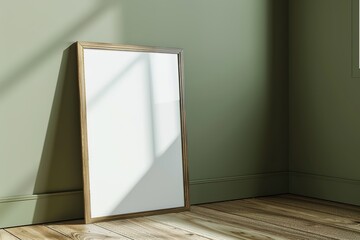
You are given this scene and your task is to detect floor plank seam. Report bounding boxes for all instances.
[3,229,21,240]
[252,198,360,231]
[145,216,214,240]
[94,222,136,240]
[4,195,360,240]
[148,213,218,240]
[178,209,284,240]
[266,197,360,213]
[44,225,72,239]
[199,204,340,240]
[281,195,360,211]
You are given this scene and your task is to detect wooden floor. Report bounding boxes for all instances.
[2,194,360,240]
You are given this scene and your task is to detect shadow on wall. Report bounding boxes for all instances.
[0,1,119,100]
[32,44,84,223]
[0,1,123,226]
[257,0,289,174]
[253,0,289,195]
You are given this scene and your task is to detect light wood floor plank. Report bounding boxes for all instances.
[276,194,360,220]
[150,208,312,240]
[130,217,211,240]
[0,230,19,240]
[203,199,360,240]
[282,194,360,212]
[97,217,210,240]
[188,205,330,240]
[48,222,130,239]
[149,212,250,240]
[245,197,360,232]
[4,195,360,240]
[6,226,70,240]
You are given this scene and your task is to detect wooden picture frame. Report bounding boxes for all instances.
[77,41,190,223]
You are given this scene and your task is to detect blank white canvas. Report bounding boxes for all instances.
[83,49,185,218]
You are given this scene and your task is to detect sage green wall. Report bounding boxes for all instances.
[289,0,360,205]
[0,0,288,227]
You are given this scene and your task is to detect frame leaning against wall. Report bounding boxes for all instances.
[77,41,190,223]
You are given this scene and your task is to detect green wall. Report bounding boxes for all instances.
[289,0,360,205]
[0,0,289,227]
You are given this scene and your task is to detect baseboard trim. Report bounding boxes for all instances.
[0,190,84,228]
[0,172,290,227]
[289,171,360,206]
[189,172,289,204]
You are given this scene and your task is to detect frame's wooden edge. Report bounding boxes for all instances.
[77,41,182,54]
[76,42,92,223]
[177,51,190,209]
[86,206,189,224]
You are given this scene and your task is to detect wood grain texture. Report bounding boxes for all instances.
[76,41,91,224]
[97,217,209,240]
[278,194,360,220]
[77,41,182,54]
[188,206,330,240]
[203,198,360,239]
[178,49,191,210]
[247,197,360,232]
[4,195,360,240]
[150,211,272,240]
[151,206,334,240]
[0,230,18,240]
[48,223,129,240]
[6,226,70,240]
